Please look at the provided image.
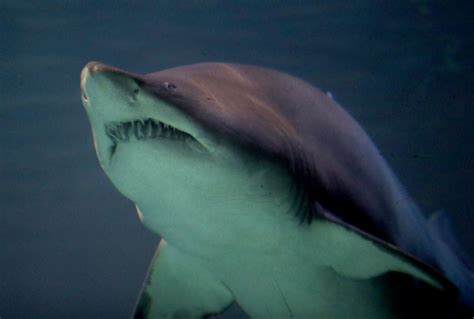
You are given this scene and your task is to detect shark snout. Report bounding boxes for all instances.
[80,62,144,108]
[81,62,109,106]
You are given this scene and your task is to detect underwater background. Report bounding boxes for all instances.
[1,1,473,318]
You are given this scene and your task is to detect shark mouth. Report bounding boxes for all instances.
[105,118,205,156]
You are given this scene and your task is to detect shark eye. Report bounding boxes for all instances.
[133,89,139,94]
[163,82,177,90]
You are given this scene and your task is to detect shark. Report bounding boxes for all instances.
[80,62,473,318]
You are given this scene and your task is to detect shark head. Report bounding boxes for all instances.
[80,62,300,241]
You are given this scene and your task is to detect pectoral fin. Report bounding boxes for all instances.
[132,240,234,319]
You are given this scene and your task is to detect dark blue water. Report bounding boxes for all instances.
[1,1,472,318]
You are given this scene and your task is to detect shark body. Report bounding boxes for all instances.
[80,62,473,318]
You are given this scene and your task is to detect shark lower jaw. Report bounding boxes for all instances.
[102,117,208,162]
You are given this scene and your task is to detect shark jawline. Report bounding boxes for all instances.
[104,118,203,157]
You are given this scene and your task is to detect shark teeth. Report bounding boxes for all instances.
[105,118,185,142]
[105,118,201,154]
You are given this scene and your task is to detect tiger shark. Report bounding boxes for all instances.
[80,62,473,318]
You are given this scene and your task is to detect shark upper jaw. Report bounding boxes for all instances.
[80,62,212,168]
[104,117,206,159]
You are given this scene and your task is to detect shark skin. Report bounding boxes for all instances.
[80,62,473,318]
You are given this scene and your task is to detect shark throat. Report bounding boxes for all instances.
[104,118,202,156]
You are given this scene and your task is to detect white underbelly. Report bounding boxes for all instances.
[198,219,441,318]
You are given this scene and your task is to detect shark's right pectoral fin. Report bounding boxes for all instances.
[132,239,234,319]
